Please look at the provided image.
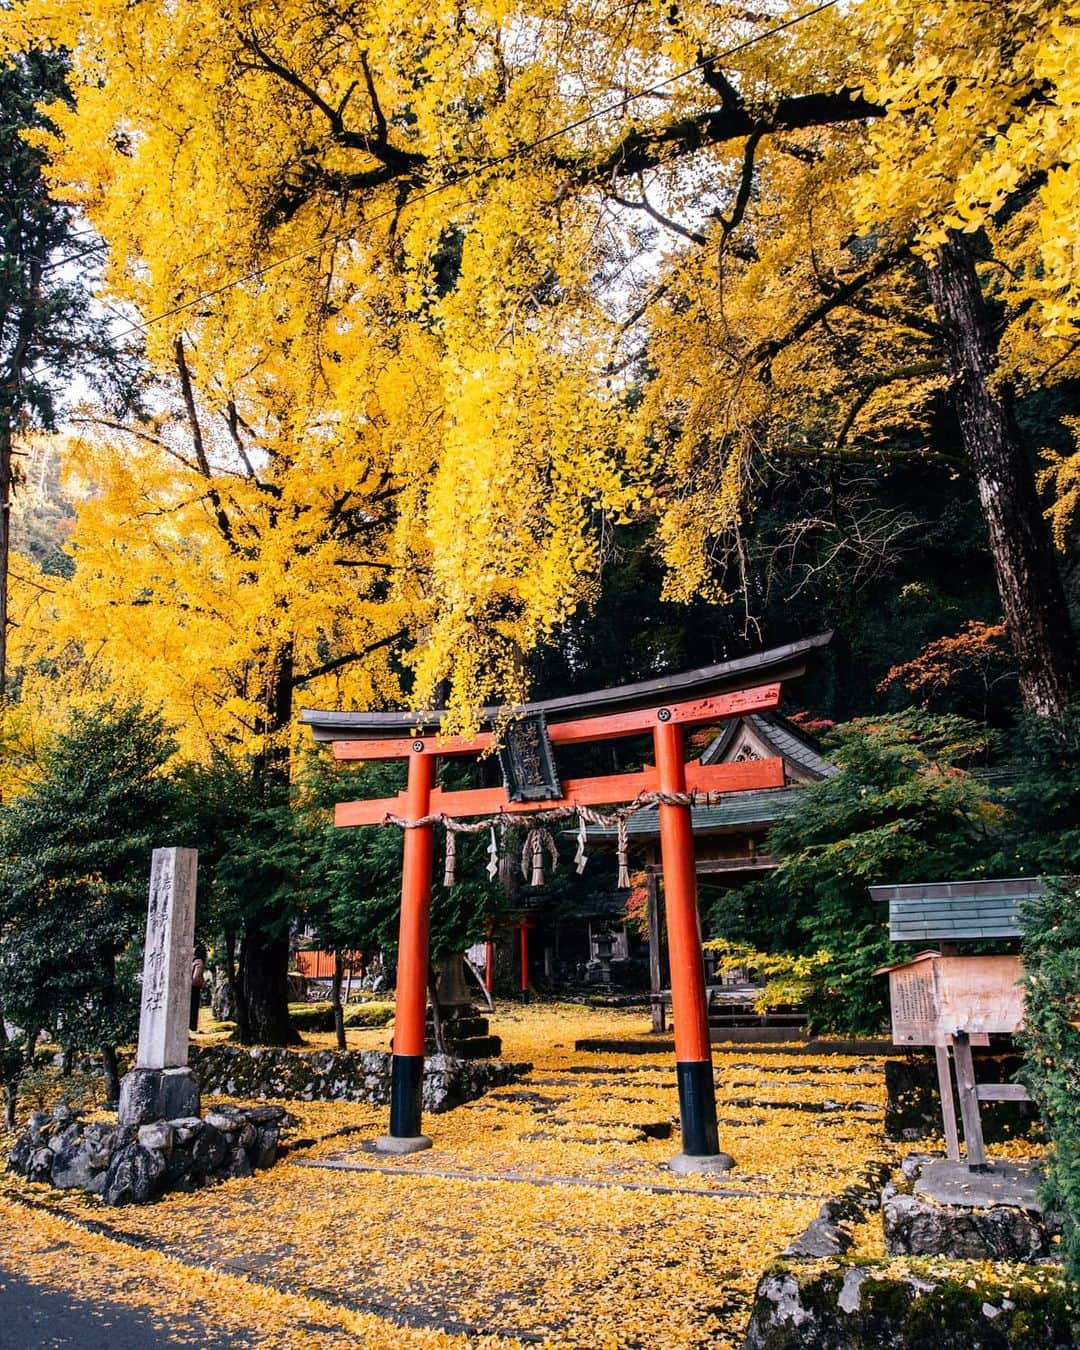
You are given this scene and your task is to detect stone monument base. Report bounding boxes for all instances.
[118,1066,201,1127]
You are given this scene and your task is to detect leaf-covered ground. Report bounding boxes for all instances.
[0,1005,1048,1347]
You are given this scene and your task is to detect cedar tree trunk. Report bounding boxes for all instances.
[0,412,11,704]
[237,922,297,1045]
[926,233,1079,715]
[234,643,300,1045]
[101,1044,121,1104]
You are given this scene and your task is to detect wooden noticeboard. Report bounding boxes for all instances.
[881,952,1025,1046]
[878,950,1029,1169]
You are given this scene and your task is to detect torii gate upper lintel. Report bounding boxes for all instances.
[301,631,831,1169]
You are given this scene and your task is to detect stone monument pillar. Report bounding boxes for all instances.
[118,847,202,1126]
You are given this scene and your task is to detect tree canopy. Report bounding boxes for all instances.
[0,701,177,1094]
[2,0,1078,733]
[2,0,1079,1044]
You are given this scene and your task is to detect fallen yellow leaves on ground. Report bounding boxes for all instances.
[0,1190,514,1349]
[0,1004,1050,1348]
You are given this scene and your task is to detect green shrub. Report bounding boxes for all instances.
[1019,879,1080,1286]
[287,1001,394,1033]
[708,711,999,1035]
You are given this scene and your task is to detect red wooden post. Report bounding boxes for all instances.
[378,743,436,1153]
[518,918,533,1002]
[653,715,733,1173]
[485,920,495,994]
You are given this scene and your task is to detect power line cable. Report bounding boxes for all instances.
[87,0,839,340]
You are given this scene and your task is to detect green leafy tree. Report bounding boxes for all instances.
[0,701,177,1103]
[168,758,302,1045]
[1018,879,1080,1286]
[296,754,507,1040]
[708,712,1000,1035]
[994,704,1080,879]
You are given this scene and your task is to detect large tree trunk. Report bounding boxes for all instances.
[0,1011,11,1130]
[0,412,12,705]
[926,233,1079,716]
[236,923,297,1045]
[234,642,300,1045]
[101,1044,121,1104]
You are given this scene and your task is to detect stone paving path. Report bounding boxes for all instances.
[0,1262,247,1349]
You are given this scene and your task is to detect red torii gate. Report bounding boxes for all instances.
[302,633,829,1173]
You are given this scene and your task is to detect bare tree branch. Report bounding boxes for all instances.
[290,627,408,687]
[174,335,240,552]
[609,189,707,246]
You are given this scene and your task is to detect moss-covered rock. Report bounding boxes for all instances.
[285,1001,395,1033]
[743,1261,1077,1348]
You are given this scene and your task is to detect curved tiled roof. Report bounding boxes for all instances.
[701,711,836,780]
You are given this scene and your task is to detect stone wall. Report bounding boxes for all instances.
[8,1103,287,1206]
[189,1044,529,1110]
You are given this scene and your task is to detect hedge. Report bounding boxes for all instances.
[1019,879,1080,1286]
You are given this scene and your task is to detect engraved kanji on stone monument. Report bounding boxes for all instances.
[119,847,202,1126]
[137,847,198,1068]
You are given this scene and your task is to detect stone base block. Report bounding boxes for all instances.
[118,1067,201,1127]
[883,1157,1060,1262]
[373,1134,432,1156]
[443,1035,503,1060]
[669,1150,735,1175]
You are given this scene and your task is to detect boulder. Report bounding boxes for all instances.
[191,1123,228,1171]
[883,1192,1055,1262]
[8,1102,290,1205]
[104,1144,167,1206]
[137,1121,175,1156]
[743,1262,1078,1348]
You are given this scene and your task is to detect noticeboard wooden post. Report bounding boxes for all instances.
[884,952,1026,1047]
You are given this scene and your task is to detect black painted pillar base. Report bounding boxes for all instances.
[375,1053,430,1154]
[671,1060,734,1173]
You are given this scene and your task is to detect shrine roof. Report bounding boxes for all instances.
[701,711,836,781]
[586,785,805,838]
[300,632,832,740]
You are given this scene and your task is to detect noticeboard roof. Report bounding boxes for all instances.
[869,877,1048,942]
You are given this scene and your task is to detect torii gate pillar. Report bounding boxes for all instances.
[376,744,436,1154]
[654,719,733,1173]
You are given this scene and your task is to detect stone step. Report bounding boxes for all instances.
[441,1035,503,1060]
[425,1015,489,1039]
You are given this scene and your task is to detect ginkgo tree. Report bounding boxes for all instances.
[4,0,1076,721]
[3,0,1080,1038]
[12,340,418,1042]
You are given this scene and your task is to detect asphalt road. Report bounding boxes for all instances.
[0,1266,244,1349]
